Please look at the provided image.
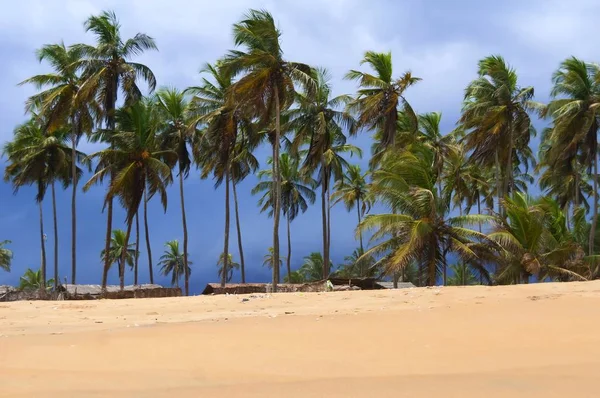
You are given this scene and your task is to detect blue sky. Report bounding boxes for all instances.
[1,0,598,293]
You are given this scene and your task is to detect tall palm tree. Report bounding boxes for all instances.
[417,112,459,190]
[222,9,314,291]
[229,141,259,283]
[345,51,420,149]
[100,229,136,278]
[20,42,96,284]
[217,253,240,283]
[156,87,194,295]
[252,153,316,281]
[360,145,492,286]
[331,164,371,251]
[543,58,600,255]
[460,55,535,215]
[85,100,174,290]
[3,119,84,289]
[76,10,157,288]
[0,241,12,272]
[189,62,251,288]
[158,240,192,288]
[289,68,357,278]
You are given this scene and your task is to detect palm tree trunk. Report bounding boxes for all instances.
[357,197,364,252]
[232,180,246,284]
[320,159,329,280]
[102,198,113,289]
[144,187,153,284]
[51,181,58,290]
[120,220,134,291]
[590,150,599,256]
[327,179,332,272]
[286,212,291,282]
[179,167,190,295]
[70,127,77,284]
[39,201,47,290]
[477,195,482,233]
[134,211,139,286]
[222,168,230,288]
[495,148,502,215]
[272,90,282,291]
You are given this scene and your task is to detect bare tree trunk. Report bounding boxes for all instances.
[504,123,514,200]
[51,181,58,290]
[39,201,47,291]
[272,90,282,291]
[222,168,230,288]
[320,159,329,279]
[134,211,139,286]
[357,197,364,252]
[495,148,502,215]
[119,219,134,291]
[102,198,112,290]
[286,212,291,282]
[179,167,189,295]
[590,150,598,256]
[71,126,77,284]
[144,188,153,284]
[232,181,246,284]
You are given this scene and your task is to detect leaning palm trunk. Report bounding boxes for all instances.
[590,150,599,256]
[320,158,329,279]
[327,177,331,272]
[272,90,282,290]
[232,181,246,284]
[357,197,364,252]
[495,148,502,215]
[51,181,59,290]
[134,211,139,285]
[70,125,77,284]
[179,166,190,295]
[286,212,292,281]
[222,168,231,288]
[39,201,47,292]
[143,187,153,284]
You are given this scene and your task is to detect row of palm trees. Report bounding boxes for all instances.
[2,8,600,293]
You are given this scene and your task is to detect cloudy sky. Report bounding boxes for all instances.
[0,0,598,292]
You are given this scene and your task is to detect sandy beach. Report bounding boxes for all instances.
[1,281,599,397]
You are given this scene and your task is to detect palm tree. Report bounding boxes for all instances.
[158,240,192,288]
[222,9,314,291]
[100,229,136,278]
[345,51,420,149]
[3,119,84,289]
[18,268,54,291]
[252,153,316,281]
[289,68,358,278]
[156,87,194,295]
[299,252,330,282]
[189,62,255,288]
[229,140,259,284]
[20,42,96,284]
[334,247,377,278]
[85,100,174,290]
[0,241,12,272]
[542,58,600,255]
[489,194,588,284]
[360,145,493,286]
[262,247,285,279]
[447,263,480,286]
[217,253,240,283]
[460,55,535,215]
[76,10,157,289]
[331,164,371,251]
[284,270,306,283]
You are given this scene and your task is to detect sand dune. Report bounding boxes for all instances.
[1,281,600,397]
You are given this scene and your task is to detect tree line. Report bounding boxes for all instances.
[2,9,600,294]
